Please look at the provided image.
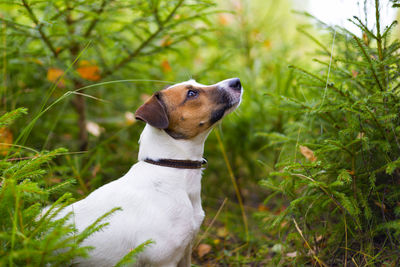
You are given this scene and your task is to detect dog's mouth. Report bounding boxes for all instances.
[209,83,242,125]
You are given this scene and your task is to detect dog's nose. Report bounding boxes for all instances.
[228,78,242,91]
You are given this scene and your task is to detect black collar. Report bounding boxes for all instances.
[143,158,207,169]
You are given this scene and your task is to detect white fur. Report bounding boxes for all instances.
[52,79,242,267]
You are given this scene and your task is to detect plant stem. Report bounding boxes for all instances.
[1,14,6,110]
[215,130,249,242]
[353,36,383,91]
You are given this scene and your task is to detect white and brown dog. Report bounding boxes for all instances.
[59,78,242,266]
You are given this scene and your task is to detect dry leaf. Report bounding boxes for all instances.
[286,251,297,258]
[49,177,62,184]
[299,145,317,162]
[362,32,369,46]
[161,60,172,73]
[347,170,355,175]
[125,112,136,126]
[77,60,101,81]
[197,243,212,258]
[92,164,101,177]
[47,67,65,88]
[257,204,269,212]
[86,121,103,137]
[357,132,365,139]
[351,70,358,78]
[0,127,13,155]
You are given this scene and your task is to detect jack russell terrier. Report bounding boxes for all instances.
[57,78,242,266]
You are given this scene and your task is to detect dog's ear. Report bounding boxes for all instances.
[135,92,169,129]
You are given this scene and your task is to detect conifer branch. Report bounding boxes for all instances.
[102,0,185,78]
[375,0,387,90]
[21,0,58,58]
[352,36,383,91]
[298,27,331,56]
[83,0,110,38]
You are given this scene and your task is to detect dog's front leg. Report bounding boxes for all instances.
[177,244,191,267]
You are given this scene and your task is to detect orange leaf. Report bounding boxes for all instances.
[161,60,172,73]
[0,127,13,155]
[77,60,101,81]
[161,36,172,47]
[218,14,230,25]
[362,32,369,46]
[257,204,269,212]
[299,145,317,162]
[197,244,211,258]
[47,68,65,88]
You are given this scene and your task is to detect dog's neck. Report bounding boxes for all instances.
[138,124,210,162]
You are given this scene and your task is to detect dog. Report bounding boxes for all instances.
[56,78,242,266]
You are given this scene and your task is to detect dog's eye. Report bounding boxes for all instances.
[187,90,198,98]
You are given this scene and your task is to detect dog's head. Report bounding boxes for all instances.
[135,78,242,139]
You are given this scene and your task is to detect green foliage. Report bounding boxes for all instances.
[1,0,218,193]
[114,240,153,267]
[261,1,400,265]
[0,110,140,266]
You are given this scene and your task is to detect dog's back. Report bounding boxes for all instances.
[60,161,203,266]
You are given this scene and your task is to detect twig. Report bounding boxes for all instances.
[344,214,348,267]
[351,257,360,267]
[84,0,110,38]
[102,0,185,78]
[21,0,58,57]
[215,130,249,242]
[293,218,328,267]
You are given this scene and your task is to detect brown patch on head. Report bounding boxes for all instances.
[159,83,231,139]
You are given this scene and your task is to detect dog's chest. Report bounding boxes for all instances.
[151,167,204,232]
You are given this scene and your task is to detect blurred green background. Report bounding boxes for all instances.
[1,0,400,265]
